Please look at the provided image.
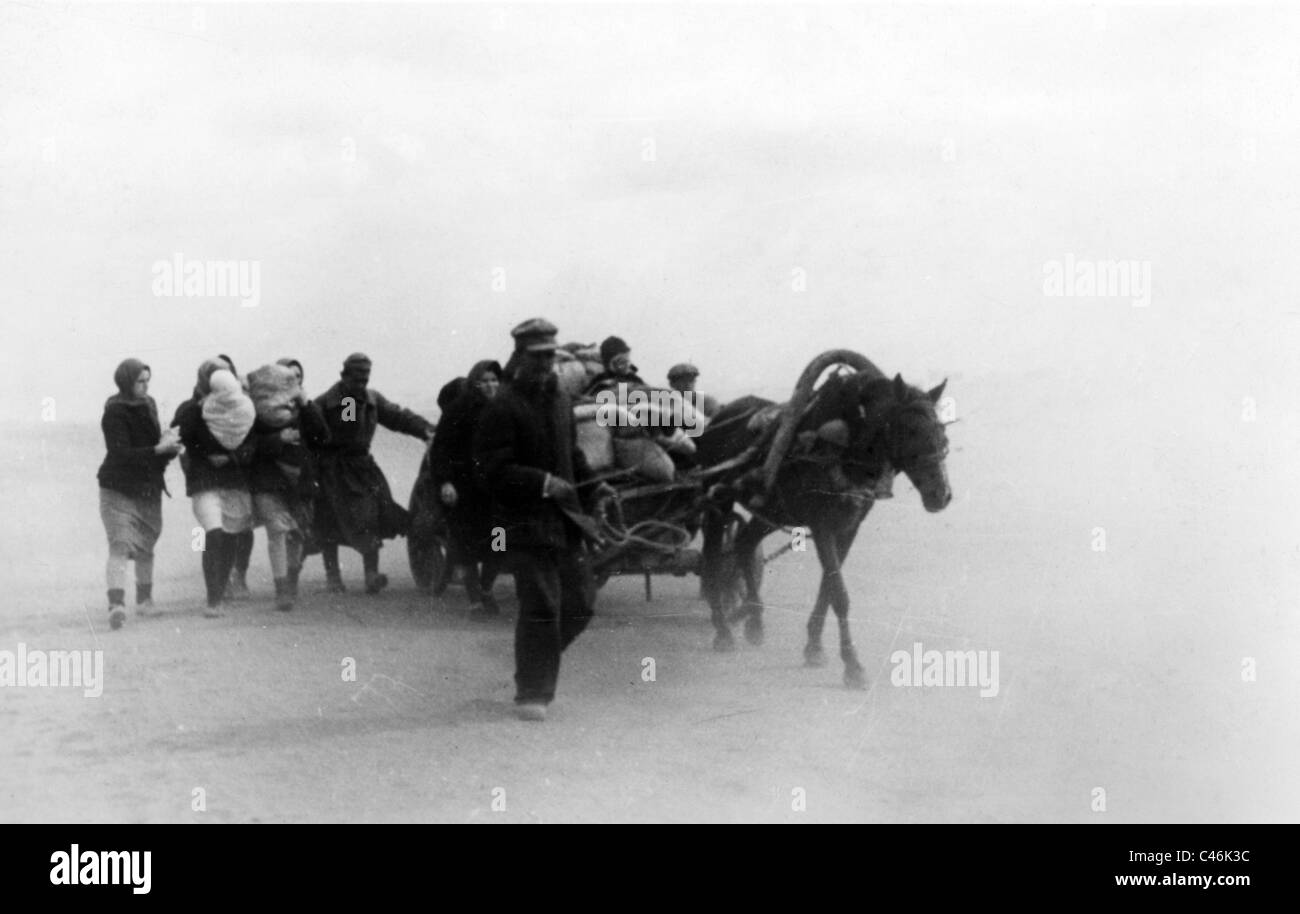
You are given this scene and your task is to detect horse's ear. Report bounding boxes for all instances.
[893,373,908,400]
[928,379,948,403]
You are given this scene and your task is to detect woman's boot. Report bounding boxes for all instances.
[107,588,126,630]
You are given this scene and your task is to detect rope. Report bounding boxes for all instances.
[592,494,695,565]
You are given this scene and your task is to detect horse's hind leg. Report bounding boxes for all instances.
[814,530,866,689]
[737,521,772,646]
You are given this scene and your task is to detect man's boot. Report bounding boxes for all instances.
[107,588,126,630]
[274,578,294,612]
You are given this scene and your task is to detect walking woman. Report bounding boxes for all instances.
[429,359,504,618]
[275,358,326,591]
[176,358,257,617]
[168,353,255,600]
[247,360,329,610]
[219,354,256,601]
[97,359,183,630]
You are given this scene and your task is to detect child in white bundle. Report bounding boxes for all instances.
[202,369,256,450]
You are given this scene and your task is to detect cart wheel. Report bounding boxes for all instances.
[408,532,446,594]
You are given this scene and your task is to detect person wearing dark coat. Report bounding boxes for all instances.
[248,360,330,611]
[313,352,435,594]
[97,359,183,629]
[474,319,615,721]
[429,359,503,617]
[175,357,258,616]
[218,354,256,601]
[274,358,327,591]
[583,335,647,397]
[437,376,468,413]
[168,353,256,601]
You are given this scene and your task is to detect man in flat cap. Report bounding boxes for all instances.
[667,362,721,420]
[314,352,435,594]
[475,318,614,721]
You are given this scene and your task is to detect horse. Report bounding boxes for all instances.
[695,354,952,688]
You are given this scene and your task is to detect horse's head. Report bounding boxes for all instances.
[882,374,952,512]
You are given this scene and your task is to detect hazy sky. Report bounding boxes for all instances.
[3,1,1298,423]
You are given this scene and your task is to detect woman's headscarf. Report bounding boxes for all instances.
[467,360,503,386]
[110,358,150,403]
[276,357,304,384]
[437,377,468,412]
[193,356,234,400]
[105,358,160,429]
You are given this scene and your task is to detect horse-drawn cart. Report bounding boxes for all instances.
[407,348,952,688]
[406,436,756,606]
[406,350,900,611]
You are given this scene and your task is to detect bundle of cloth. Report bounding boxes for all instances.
[555,342,604,399]
[247,363,302,428]
[201,369,256,450]
[560,340,701,483]
[572,401,696,483]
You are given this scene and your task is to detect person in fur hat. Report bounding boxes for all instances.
[582,335,647,397]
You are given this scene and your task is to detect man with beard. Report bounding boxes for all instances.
[474,319,614,721]
[314,353,435,594]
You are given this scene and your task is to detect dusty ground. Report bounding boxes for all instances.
[3,372,1297,823]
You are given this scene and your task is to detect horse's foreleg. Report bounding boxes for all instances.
[814,529,865,689]
[701,512,736,652]
[804,569,832,667]
[834,513,870,687]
